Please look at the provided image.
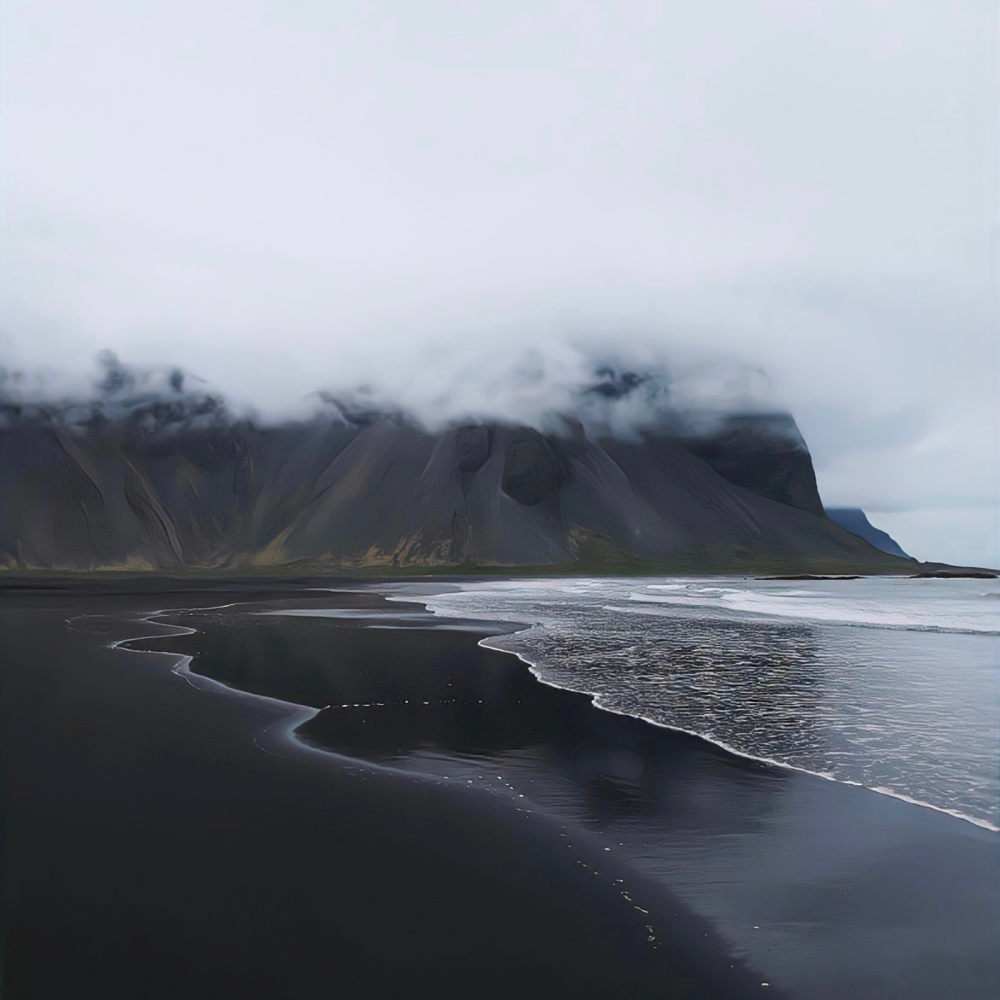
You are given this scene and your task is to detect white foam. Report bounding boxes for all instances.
[477,630,1000,834]
[89,584,999,835]
[627,585,1000,634]
[257,608,428,619]
[388,578,1000,834]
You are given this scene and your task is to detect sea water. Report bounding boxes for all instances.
[390,577,1000,830]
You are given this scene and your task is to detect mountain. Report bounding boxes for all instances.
[825,508,909,559]
[0,394,915,573]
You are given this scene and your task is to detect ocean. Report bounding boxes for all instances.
[389,576,1000,830]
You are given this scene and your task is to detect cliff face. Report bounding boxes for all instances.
[0,407,911,573]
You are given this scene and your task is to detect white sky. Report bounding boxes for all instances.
[1,0,997,566]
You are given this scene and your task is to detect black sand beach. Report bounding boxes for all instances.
[3,580,998,999]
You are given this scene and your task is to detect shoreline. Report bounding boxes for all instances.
[479,630,1000,834]
[133,588,998,998]
[108,588,999,834]
[382,586,999,831]
[5,584,779,998]
[7,581,999,998]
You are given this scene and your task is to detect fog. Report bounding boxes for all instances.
[1,1,996,565]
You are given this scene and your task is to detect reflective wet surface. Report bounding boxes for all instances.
[135,592,1000,1000]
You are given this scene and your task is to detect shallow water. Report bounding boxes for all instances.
[385,577,1000,829]
[153,588,999,1000]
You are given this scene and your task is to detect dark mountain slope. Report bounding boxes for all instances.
[825,508,909,558]
[0,409,913,573]
[680,414,824,514]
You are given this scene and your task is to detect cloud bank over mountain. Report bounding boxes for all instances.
[1,0,995,565]
[0,348,786,441]
[3,352,911,574]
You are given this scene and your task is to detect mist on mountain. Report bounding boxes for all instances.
[0,349,912,573]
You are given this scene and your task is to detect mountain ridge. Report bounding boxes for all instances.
[0,406,917,574]
[826,508,910,559]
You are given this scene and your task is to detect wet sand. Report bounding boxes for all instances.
[3,581,775,999]
[3,579,998,998]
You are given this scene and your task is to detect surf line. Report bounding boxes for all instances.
[381,589,1000,835]
[95,600,666,940]
[87,603,535,794]
[100,603,324,761]
[493,633,1000,835]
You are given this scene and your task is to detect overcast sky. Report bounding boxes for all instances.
[1,0,997,566]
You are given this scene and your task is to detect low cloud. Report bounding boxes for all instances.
[0,0,995,564]
[0,345,786,443]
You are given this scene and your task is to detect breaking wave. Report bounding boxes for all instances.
[388,576,1000,831]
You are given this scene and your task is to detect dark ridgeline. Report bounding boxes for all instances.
[825,507,910,558]
[0,364,912,573]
